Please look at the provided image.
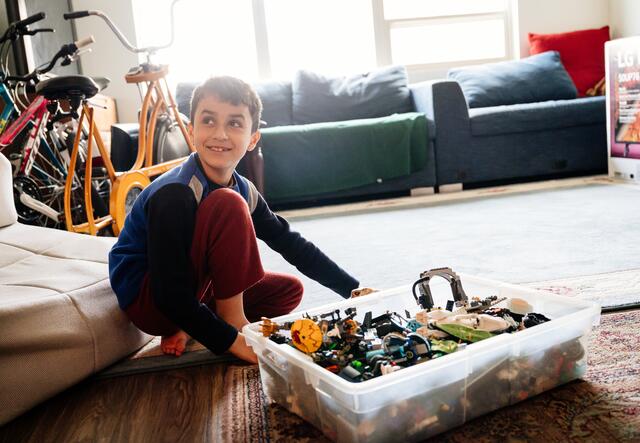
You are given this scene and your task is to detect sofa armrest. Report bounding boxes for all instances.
[411,80,473,187]
[0,153,17,227]
[409,80,437,120]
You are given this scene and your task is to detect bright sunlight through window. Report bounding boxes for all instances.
[133,0,259,84]
[132,0,513,84]
[264,0,376,79]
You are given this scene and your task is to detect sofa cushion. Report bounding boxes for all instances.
[292,65,413,125]
[253,81,293,127]
[261,112,428,200]
[469,96,605,136]
[0,223,151,425]
[175,81,293,127]
[447,51,577,108]
[529,26,609,96]
[0,153,17,228]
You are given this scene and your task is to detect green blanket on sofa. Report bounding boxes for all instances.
[260,112,428,201]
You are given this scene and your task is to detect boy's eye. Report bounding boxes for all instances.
[202,117,215,125]
[229,119,243,128]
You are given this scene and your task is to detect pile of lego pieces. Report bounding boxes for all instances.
[259,295,552,383]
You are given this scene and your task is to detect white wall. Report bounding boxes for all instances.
[609,0,640,38]
[69,0,139,123]
[517,0,610,57]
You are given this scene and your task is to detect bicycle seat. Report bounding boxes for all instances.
[36,75,110,100]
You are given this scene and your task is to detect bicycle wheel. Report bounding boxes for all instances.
[9,133,72,228]
[8,123,109,230]
[152,112,191,164]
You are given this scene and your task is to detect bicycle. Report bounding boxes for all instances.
[0,12,102,228]
[63,0,195,236]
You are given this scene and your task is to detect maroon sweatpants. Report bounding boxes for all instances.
[125,188,304,336]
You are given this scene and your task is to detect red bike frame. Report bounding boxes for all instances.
[0,95,49,176]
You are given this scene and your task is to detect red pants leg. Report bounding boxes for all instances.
[242,272,304,322]
[190,188,265,300]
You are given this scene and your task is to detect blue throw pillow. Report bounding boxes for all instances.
[292,65,413,124]
[447,51,578,108]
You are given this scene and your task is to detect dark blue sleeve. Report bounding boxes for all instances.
[146,183,238,354]
[251,194,359,298]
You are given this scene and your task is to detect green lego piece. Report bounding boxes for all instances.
[436,323,494,343]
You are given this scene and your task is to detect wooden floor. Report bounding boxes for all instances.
[0,363,232,443]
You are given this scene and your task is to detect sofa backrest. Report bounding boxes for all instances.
[291,65,413,125]
[0,152,17,227]
[175,80,294,128]
[174,65,413,130]
[447,51,577,108]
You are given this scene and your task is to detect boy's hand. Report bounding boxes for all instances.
[350,287,379,298]
[228,332,258,364]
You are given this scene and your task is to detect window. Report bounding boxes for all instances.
[133,0,259,83]
[263,0,376,79]
[382,0,513,67]
[132,0,515,84]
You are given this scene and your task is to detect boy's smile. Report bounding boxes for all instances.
[188,94,260,186]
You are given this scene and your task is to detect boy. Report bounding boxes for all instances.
[109,76,359,363]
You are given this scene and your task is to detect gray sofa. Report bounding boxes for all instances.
[0,152,151,424]
[176,66,437,208]
[413,51,608,189]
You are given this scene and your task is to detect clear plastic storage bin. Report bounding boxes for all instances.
[243,274,601,442]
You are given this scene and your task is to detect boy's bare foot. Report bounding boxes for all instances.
[161,330,190,356]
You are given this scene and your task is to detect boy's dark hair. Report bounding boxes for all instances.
[190,76,263,133]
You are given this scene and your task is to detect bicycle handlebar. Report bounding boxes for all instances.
[15,12,45,29]
[0,11,47,45]
[63,0,182,56]
[5,35,94,82]
[75,36,95,50]
[63,11,90,20]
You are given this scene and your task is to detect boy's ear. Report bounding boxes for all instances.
[247,130,261,152]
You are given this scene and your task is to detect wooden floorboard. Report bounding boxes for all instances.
[0,363,232,443]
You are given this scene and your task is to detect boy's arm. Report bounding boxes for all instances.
[251,193,359,298]
[146,184,238,354]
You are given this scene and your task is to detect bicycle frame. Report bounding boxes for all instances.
[65,64,195,236]
[0,91,77,225]
[63,2,195,236]
[0,95,49,176]
[127,64,193,170]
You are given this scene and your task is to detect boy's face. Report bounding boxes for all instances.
[188,94,260,186]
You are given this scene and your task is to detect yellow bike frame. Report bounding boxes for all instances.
[64,65,195,235]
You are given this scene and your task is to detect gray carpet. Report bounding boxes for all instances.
[258,183,640,311]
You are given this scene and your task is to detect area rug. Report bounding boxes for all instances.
[259,182,640,312]
[219,309,640,442]
[525,268,640,312]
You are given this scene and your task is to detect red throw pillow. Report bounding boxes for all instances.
[528,26,610,96]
